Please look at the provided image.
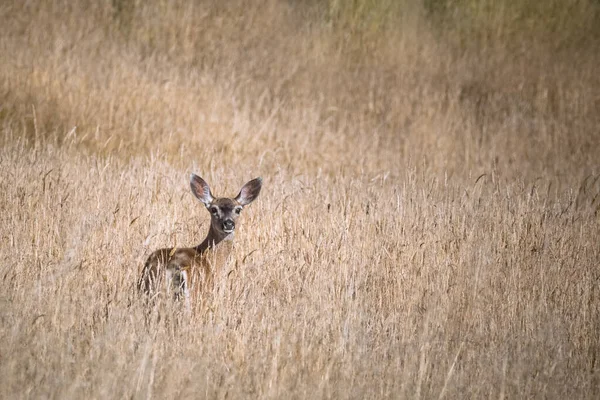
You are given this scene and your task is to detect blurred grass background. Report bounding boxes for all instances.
[1,0,598,178]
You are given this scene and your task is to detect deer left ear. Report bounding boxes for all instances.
[190,174,214,207]
[235,177,262,206]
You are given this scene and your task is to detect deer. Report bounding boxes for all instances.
[138,174,262,311]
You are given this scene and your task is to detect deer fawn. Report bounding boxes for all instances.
[138,174,262,310]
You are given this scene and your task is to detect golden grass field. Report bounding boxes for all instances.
[1,0,599,398]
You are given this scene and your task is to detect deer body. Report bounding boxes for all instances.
[138,175,262,309]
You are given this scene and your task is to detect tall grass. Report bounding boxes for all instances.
[1,0,599,398]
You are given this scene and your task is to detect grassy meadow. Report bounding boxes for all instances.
[1,0,599,398]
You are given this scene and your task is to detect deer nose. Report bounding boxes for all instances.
[223,219,235,232]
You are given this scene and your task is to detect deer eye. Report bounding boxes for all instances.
[210,207,219,216]
[235,207,242,215]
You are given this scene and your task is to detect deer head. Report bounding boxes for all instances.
[190,174,262,238]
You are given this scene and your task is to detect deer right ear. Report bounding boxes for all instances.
[235,177,263,206]
[190,174,214,207]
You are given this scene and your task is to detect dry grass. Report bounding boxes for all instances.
[1,0,599,398]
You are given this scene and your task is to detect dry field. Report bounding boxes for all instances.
[1,0,599,398]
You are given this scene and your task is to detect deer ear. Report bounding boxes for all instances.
[235,177,262,206]
[190,174,214,207]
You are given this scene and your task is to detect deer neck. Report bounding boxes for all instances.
[195,226,235,279]
[195,225,234,254]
